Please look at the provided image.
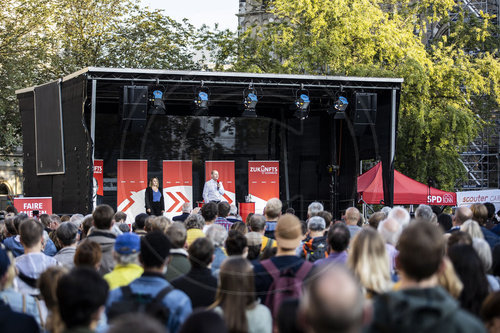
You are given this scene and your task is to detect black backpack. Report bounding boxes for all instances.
[107,285,173,324]
[301,236,328,262]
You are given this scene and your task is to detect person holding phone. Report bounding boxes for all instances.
[203,170,225,204]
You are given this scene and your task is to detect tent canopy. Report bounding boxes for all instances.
[358,162,456,206]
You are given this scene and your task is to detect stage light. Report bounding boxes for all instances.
[194,91,209,109]
[294,93,310,120]
[335,96,348,111]
[148,89,166,115]
[242,91,258,117]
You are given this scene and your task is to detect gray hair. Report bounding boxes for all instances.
[388,206,410,229]
[56,222,79,246]
[308,202,324,217]
[415,205,433,221]
[181,203,192,213]
[472,238,492,272]
[461,219,484,240]
[229,204,238,216]
[69,214,84,227]
[206,224,228,247]
[380,206,392,217]
[115,252,140,266]
[185,214,205,230]
[377,218,402,246]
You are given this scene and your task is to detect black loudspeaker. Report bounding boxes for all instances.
[353,93,377,135]
[123,86,148,132]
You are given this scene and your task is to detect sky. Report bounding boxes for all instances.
[141,0,240,31]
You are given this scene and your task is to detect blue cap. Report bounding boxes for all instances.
[0,246,11,277]
[115,233,141,255]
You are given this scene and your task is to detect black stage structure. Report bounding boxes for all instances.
[16,68,403,219]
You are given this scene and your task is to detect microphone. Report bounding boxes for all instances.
[217,180,220,188]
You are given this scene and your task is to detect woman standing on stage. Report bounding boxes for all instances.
[145,177,165,216]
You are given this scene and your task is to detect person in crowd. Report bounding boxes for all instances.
[301,216,328,262]
[462,219,485,239]
[145,177,165,216]
[483,202,497,229]
[448,230,473,248]
[481,291,500,333]
[3,215,27,256]
[253,214,314,317]
[348,228,392,298]
[203,170,225,203]
[54,222,79,269]
[368,212,386,230]
[438,213,453,232]
[87,204,116,275]
[118,223,130,233]
[178,310,228,333]
[0,299,40,332]
[172,203,192,222]
[307,202,323,219]
[248,214,276,254]
[60,215,70,222]
[215,201,233,231]
[206,224,228,277]
[107,313,167,333]
[133,213,148,236]
[263,198,282,239]
[245,232,263,260]
[145,216,171,234]
[104,232,143,290]
[437,256,464,299]
[472,238,500,291]
[299,264,369,333]
[111,211,127,235]
[387,206,411,229]
[185,213,205,246]
[15,219,60,296]
[366,222,486,332]
[415,204,434,222]
[210,257,272,333]
[317,210,332,226]
[245,212,255,225]
[172,237,217,308]
[449,244,490,316]
[57,267,108,333]
[344,207,362,238]
[450,206,474,232]
[106,232,192,333]
[285,207,296,215]
[201,202,218,233]
[48,215,62,247]
[69,213,85,227]
[277,299,303,333]
[39,266,68,333]
[314,222,350,266]
[74,239,102,271]
[377,218,401,275]
[230,221,247,235]
[79,215,94,242]
[227,204,242,223]
[471,203,500,250]
[0,246,44,327]
[165,222,191,282]
[225,230,248,256]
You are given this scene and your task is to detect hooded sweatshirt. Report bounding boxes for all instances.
[366,287,486,333]
[86,229,116,275]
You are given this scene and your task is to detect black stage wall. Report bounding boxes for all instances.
[17,68,402,219]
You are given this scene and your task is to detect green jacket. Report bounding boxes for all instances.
[165,249,191,282]
[366,287,486,333]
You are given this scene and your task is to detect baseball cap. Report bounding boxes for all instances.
[115,233,141,255]
[275,214,303,249]
[308,216,326,231]
[246,232,263,247]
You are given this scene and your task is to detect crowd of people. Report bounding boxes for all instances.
[1,199,500,333]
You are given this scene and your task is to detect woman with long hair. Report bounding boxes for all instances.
[210,257,272,333]
[145,177,165,216]
[348,228,392,298]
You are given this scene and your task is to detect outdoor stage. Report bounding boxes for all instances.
[16,68,402,219]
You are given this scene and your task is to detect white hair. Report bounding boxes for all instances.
[415,205,433,221]
[380,206,392,217]
[461,220,484,240]
[69,214,84,227]
[206,224,228,247]
[229,204,238,215]
[377,218,402,246]
[388,206,410,229]
[472,238,492,272]
[308,202,324,217]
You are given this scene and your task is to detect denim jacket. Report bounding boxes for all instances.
[105,272,192,333]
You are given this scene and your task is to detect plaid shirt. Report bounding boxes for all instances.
[214,217,233,231]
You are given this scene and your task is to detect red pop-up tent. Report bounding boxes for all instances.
[357,162,456,205]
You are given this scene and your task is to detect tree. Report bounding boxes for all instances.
[228,0,499,190]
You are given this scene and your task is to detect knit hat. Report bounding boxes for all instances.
[115,233,141,255]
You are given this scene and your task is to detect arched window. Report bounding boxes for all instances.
[0,183,10,195]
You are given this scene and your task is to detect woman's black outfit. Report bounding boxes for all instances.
[145,186,165,216]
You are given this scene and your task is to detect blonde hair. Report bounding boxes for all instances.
[348,228,392,296]
[148,216,171,233]
[265,198,282,219]
[460,220,484,239]
[438,256,463,299]
[148,177,159,187]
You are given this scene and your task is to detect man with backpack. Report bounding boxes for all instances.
[253,214,315,319]
[106,231,192,333]
[301,216,328,262]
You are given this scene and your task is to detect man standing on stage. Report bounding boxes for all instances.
[203,170,225,203]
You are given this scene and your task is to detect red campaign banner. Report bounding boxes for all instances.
[249,161,280,215]
[14,197,53,216]
[117,160,148,223]
[93,159,104,196]
[163,160,193,220]
[205,161,235,204]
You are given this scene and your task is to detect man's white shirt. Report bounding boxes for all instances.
[203,179,225,202]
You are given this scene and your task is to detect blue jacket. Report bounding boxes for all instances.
[3,236,57,257]
[106,272,192,333]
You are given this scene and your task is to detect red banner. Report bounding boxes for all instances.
[93,159,103,196]
[205,161,235,204]
[14,197,52,216]
[249,161,280,214]
[163,160,192,220]
[117,160,148,223]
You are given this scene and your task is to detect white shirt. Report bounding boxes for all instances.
[203,179,225,202]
